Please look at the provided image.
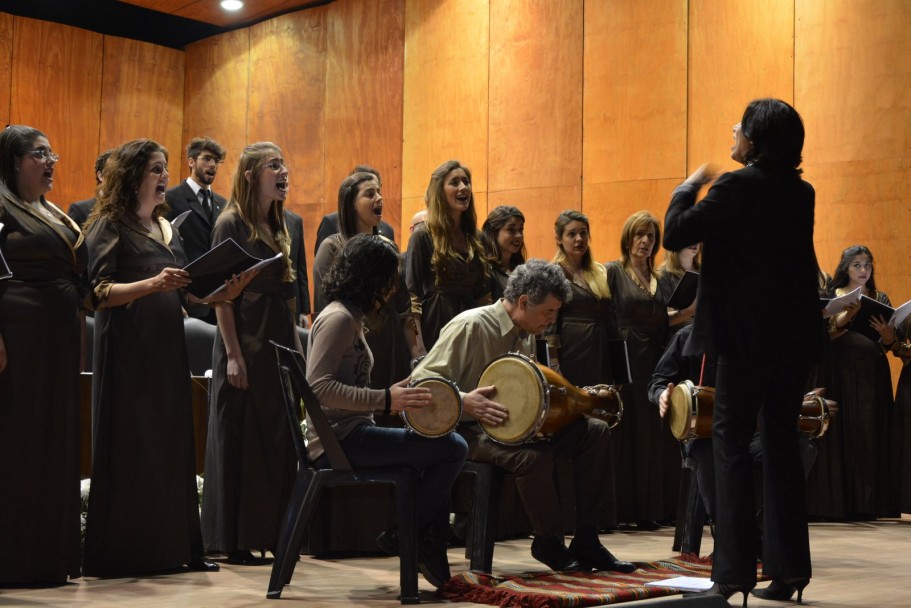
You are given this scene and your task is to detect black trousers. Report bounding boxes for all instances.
[712,356,812,585]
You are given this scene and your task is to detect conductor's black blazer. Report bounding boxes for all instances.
[664,165,825,365]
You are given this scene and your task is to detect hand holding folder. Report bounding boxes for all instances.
[182,238,282,300]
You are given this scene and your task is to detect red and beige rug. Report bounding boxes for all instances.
[441,555,755,607]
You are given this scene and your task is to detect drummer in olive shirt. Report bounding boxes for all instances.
[412,259,635,574]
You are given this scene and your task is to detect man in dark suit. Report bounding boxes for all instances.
[284,208,311,327]
[165,137,227,323]
[67,150,112,227]
[313,164,394,255]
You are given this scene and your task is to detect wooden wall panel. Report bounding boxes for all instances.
[402,0,490,207]
[0,13,13,127]
[100,36,185,184]
[324,0,405,244]
[488,0,582,192]
[583,0,687,184]
[183,28,249,197]
[10,18,102,208]
[488,186,581,260]
[583,178,682,265]
[688,0,795,174]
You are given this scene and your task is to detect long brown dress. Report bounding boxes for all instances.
[202,212,297,553]
[890,316,911,514]
[606,261,677,523]
[405,227,489,350]
[0,196,85,583]
[83,215,202,576]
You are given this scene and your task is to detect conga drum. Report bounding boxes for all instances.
[798,392,835,439]
[476,353,622,445]
[667,380,715,440]
[400,376,462,438]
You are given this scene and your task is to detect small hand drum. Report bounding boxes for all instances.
[400,376,462,437]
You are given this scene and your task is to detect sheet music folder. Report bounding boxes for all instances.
[849,295,911,343]
[0,222,11,280]
[666,270,699,310]
[182,238,280,300]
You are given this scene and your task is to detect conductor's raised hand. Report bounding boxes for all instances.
[463,385,509,426]
[684,163,718,189]
[658,382,675,418]
[390,377,432,412]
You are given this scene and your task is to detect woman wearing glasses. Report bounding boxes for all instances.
[807,245,900,520]
[0,125,85,584]
[202,143,304,564]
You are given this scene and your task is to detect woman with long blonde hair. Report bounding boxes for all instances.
[658,243,700,338]
[405,160,490,349]
[202,142,303,564]
[605,210,676,529]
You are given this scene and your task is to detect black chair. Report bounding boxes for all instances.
[266,341,420,604]
[459,461,502,573]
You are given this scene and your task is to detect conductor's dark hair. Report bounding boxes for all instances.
[322,234,401,313]
[503,259,572,306]
[831,245,877,294]
[740,98,805,173]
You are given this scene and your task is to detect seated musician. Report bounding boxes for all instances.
[305,234,468,589]
[412,259,635,573]
[648,323,817,525]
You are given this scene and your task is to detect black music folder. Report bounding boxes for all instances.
[182,238,280,300]
[606,339,633,385]
[0,222,11,280]
[848,296,911,343]
[666,270,699,310]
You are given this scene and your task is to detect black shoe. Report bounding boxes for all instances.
[188,558,220,572]
[635,520,660,531]
[377,527,399,557]
[226,550,257,565]
[569,542,636,574]
[530,536,582,572]
[417,526,450,589]
[686,582,755,608]
[751,578,810,603]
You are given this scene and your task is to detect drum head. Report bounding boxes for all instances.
[477,355,546,444]
[402,378,461,437]
[669,380,696,440]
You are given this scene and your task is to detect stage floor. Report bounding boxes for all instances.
[2,516,908,607]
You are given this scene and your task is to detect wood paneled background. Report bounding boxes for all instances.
[1,1,910,372]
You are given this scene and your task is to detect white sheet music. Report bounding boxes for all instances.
[645,576,714,591]
[822,286,861,319]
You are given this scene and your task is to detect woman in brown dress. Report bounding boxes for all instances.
[202,143,303,564]
[406,160,490,350]
[0,125,86,584]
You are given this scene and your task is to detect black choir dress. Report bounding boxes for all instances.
[83,215,202,576]
[805,289,900,519]
[605,261,677,523]
[891,316,911,514]
[657,269,693,347]
[201,213,297,554]
[489,265,510,302]
[0,196,85,583]
[405,227,489,350]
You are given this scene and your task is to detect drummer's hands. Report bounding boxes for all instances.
[389,377,432,413]
[658,383,674,418]
[463,385,509,426]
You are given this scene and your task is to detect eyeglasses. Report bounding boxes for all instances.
[29,148,59,163]
[265,160,287,171]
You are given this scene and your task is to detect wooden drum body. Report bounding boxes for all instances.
[668,380,715,440]
[401,376,462,438]
[477,353,623,445]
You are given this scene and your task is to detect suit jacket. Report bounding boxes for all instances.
[664,165,825,365]
[284,209,311,318]
[314,212,394,256]
[67,198,95,228]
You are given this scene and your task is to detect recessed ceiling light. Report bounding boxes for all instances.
[221,0,244,10]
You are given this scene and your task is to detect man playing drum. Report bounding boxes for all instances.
[413,259,635,573]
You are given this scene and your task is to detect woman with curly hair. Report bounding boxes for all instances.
[313,172,423,388]
[0,125,86,583]
[406,160,490,350]
[83,139,246,576]
[307,233,468,588]
[605,210,676,529]
[481,205,526,301]
[202,142,303,564]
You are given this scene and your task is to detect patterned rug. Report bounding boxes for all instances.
[441,555,751,607]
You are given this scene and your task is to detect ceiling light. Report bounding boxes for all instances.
[221,0,244,10]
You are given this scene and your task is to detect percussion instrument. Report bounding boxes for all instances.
[400,376,462,438]
[476,352,623,445]
[667,382,837,440]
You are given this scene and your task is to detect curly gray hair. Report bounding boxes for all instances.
[503,258,572,305]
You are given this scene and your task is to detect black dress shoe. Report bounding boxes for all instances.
[530,536,582,572]
[569,542,636,574]
[635,520,660,531]
[751,578,810,603]
[188,558,220,572]
[226,550,257,564]
[417,526,450,589]
[686,582,755,608]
